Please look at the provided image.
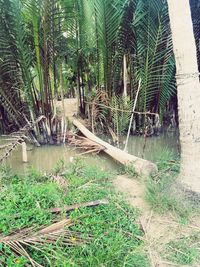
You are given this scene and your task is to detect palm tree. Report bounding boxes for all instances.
[0,0,34,129]
[167,0,200,193]
[0,0,182,136]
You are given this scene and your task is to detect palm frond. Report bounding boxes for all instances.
[0,0,37,130]
[131,0,176,113]
[0,116,46,162]
[110,95,134,135]
[0,219,84,267]
[94,0,125,90]
[113,0,136,92]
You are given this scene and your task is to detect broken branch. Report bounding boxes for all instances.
[49,199,109,214]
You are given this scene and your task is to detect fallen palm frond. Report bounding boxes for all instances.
[0,137,24,163]
[0,116,46,163]
[9,116,46,140]
[0,219,85,267]
[49,199,109,214]
[67,132,105,155]
[86,90,110,134]
[7,199,109,220]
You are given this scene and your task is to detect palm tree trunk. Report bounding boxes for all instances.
[167,0,200,193]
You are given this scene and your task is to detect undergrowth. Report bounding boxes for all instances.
[164,233,200,265]
[145,149,196,220]
[0,159,149,267]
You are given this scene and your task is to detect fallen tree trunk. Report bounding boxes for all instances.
[72,119,157,176]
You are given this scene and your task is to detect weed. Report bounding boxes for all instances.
[124,163,137,178]
[0,179,64,234]
[145,174,193,218]
[155,148,179,172]
[0,160,149,266]
[164,233,200,265]
[53,159,65,174]
[145,150,193,219]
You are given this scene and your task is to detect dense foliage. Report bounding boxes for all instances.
[0,0,198,138]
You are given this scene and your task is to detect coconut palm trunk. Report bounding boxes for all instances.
[167,0,200,193]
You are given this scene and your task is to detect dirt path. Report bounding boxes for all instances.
[113,175,200,267]
[56,98,78,118]
[57,99,200,266]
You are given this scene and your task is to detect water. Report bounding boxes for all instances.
[0,139,118,174]
[115,130,179,162]
[0,130,179,174]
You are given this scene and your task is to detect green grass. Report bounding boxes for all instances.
[164,233,200,265]
[0,159,149,267]
[0,168,63,234]
[144,150,195,220]
[123,163,137,178]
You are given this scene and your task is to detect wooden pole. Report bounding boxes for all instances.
[123,54,128,99]
[22,142,28,163]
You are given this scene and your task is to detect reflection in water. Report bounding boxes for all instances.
[117,130,179,162]
[99,130,179,162]
[0,131,179,174]
[1,144,118,174]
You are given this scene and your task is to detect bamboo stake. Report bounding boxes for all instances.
[60,64,65,118]
[124,78,141,152]
[123,54,128,100]
[22,142,28,163]
[63,120,67,143]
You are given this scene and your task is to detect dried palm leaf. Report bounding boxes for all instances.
[67,132,105,154]
[49,199,109,214]
[0,219,84,267]
[0,116,46,163]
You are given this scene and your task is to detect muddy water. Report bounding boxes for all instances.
[114,130,179,162]
[98,130,179,164]
[1,144,117,174]
[0,130,179,174]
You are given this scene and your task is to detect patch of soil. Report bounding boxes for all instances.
[113,175,150,211]
[113,175,200,267]
[56,98,78,118]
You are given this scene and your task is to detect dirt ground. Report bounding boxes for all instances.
[113,175,200,267]
[56,98,78,117]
